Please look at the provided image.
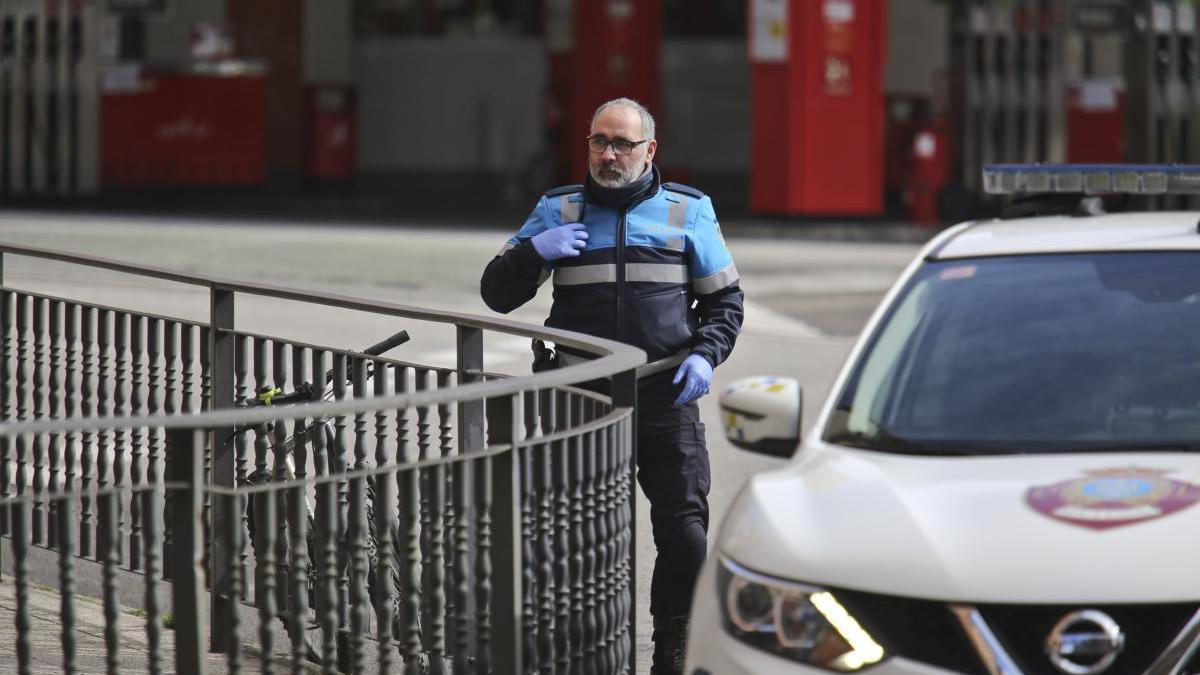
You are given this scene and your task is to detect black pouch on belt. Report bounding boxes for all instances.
[531,339,559,372]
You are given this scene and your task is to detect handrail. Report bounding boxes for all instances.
[0,241,641,356]
[0,241,647,438]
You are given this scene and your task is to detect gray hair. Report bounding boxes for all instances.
[591,97,656,141]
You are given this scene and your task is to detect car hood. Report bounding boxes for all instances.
[717,444,1200,603]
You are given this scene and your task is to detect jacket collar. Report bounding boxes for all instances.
[583,164,661,209]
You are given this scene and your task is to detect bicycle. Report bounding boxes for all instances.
[232,329,412,667]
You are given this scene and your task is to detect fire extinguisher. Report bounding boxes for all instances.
[903,117,949,225]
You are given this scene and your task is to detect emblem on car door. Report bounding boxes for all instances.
[1045,609,1124,675]
[1025,467,1200,530]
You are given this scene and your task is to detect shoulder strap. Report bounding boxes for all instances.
[662,182,704,199]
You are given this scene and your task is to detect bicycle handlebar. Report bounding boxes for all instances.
[322,329,411,386]
[237,330,412,415]
[362,330,410,357]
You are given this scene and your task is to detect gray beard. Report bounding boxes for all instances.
[589,161,646,188]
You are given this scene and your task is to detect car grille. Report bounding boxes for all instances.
[832,587,1199,675]
[978,603,1197,675]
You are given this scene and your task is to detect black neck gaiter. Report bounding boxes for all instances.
[584,164,660,209]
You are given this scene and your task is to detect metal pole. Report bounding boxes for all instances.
[611,368,637,675]
[948,0,969,187]
[457,326,485,454]
[491,393,522,675]
[966,0,988,188]
[1047,0,1069,162]
[19,11,34,193]
[1019,0,1038,161]
[981,1,997,169]
[1126,0,1154,163]
[168,427,208,675]
[1,10,13,196]
[209,288,235,653]
[43,6,58,191]
[455,325,483,668]
[0,250,5,544]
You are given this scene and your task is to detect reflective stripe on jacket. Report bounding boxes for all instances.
[480,176,744,367]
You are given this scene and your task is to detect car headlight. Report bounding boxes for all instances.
[718,557,886,671]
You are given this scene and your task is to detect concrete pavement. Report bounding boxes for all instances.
[0,576,315,674]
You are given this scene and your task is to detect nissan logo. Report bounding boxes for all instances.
[1045,609,1125,675]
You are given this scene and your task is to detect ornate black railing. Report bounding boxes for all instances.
[0,243,646,675]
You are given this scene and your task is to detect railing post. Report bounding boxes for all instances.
[209,288,235,653]
[457,326,485,453]
[457,326,484,667]
[168,427,209,675]
[611,368,638,675]
[491,393,522,675]
[0,250,6,536]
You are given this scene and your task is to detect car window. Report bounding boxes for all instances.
[825,251,1200,454]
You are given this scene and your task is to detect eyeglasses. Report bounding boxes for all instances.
[587,135,647,156]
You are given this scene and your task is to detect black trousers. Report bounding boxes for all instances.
[635,372,712,619]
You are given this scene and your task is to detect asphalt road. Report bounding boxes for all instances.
[0,209,922,671]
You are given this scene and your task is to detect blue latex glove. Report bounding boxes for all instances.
[673,354,713,405]
[531,222,588,260]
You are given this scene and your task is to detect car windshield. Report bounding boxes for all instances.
[824,251,1200,455]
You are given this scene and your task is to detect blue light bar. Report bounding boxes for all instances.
[983,164,1200,195]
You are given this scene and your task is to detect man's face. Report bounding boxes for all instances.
[588,105,658,189]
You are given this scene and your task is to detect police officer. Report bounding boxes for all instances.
[480,97,743,674]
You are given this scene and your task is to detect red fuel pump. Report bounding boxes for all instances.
[749,0,886,216]
[565,0,661,180]
[884,93,931,215]
[1066,81,1124,163]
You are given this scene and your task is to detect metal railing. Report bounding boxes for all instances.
[0,243,645,675]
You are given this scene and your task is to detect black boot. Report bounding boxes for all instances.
[651,615,690,675]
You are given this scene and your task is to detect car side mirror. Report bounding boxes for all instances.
[718,376,802,458]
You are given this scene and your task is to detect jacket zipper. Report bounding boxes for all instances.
[616,208,627,342]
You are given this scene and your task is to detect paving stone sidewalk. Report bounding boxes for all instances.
[0,577,319,675]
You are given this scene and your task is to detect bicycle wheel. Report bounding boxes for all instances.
[243,472,327,665]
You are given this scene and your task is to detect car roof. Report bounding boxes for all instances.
[933,211,1200,260]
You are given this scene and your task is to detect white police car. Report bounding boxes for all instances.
[688,165,1200,675]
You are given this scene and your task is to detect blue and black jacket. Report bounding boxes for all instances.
[481,167,744,368]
